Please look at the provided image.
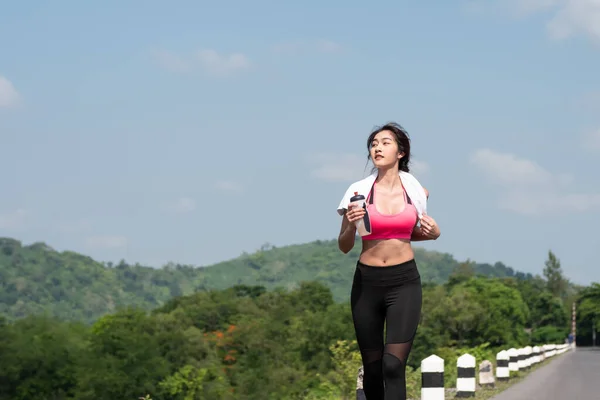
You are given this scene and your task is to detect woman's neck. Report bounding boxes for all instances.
[376,167,401,190]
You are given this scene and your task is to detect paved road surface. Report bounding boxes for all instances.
[491,347,600,400]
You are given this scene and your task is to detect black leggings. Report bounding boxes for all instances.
[351,258,422,400]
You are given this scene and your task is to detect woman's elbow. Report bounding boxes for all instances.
[338,242,352,254]
[338,237,354,253]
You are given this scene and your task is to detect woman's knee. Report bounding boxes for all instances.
[382,353,406,379]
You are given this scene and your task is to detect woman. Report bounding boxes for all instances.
[336,122,440,399]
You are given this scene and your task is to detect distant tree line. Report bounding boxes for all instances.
[1,249,596,399]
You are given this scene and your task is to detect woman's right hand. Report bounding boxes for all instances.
[346,203,365,224]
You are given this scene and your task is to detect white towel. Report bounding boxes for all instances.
[336,171,428,219]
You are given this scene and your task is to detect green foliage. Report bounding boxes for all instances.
[543,250,568,300]
[305,340,362,400]
[0,315,88,400]
[0,274,580,399]
[0,237,589,399]
[575,283,600,346]
[159,365,230,400]
[530,325,569,344]
[456,277,529,346]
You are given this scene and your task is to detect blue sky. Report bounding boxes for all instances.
[1,0,599,285]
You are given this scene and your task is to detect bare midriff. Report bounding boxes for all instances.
[358,238,414,266]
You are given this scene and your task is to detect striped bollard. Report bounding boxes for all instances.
[540,345,547,361]
[543,344,550,358]
[456,353,476,397]
[517,348,526,370]
[524,346,532,369]
[496,350,509,381]
[507,348,519,373]
[532,346,540,364]
[421,354,444,400]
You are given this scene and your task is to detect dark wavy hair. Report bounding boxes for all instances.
[366,122,412,173]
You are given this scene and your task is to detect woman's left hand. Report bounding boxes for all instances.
[419,214,440,239]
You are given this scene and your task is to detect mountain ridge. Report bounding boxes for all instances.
[0,236,532,324]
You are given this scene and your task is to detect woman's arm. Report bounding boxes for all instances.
[338,212,357,253]
[411,187,440,241]
[411,225,437,241]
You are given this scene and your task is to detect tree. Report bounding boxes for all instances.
[449,277,530,347]
[576,283,600,346]
[543,250,567,299]
[530,290,568,329]
[0,316,88,400]
[447,260,476,287]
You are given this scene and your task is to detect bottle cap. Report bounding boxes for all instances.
[350,192,365,202]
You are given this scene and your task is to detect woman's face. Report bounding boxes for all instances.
[370,130,403,168]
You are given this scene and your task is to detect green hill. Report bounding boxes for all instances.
[0,236,530,324]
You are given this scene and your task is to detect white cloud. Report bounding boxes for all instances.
[472,0,600,42]
[168,197,196,214]
[470,148,600,215]
[501,190,600,214]
[582,128,600,151]
[307,153,430,182]
[153,48,251,76]
[215,180,244,193]
[470,148,572,187]
[0,76,20,108]
[197,49,251,76]
[546,0,600,41]
[0,208,28,230]
[85,235,128,249]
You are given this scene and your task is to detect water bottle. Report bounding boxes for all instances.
[349,192,371,236]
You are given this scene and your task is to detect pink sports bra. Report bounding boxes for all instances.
[363,181,418,241]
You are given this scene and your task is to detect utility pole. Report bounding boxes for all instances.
[571,301,577,351]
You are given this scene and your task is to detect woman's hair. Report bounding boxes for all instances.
[366,122,412,173]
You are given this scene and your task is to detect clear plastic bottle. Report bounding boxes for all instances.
[350,191,371,236]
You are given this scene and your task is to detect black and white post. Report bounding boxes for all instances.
[508,348,519,373]
[421,354,445,400]
[496,350,509,381]
[517,348,526,370]
[524,346,532,369]
[456,353,476,397]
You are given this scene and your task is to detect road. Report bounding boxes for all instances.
[491,347,600,400]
